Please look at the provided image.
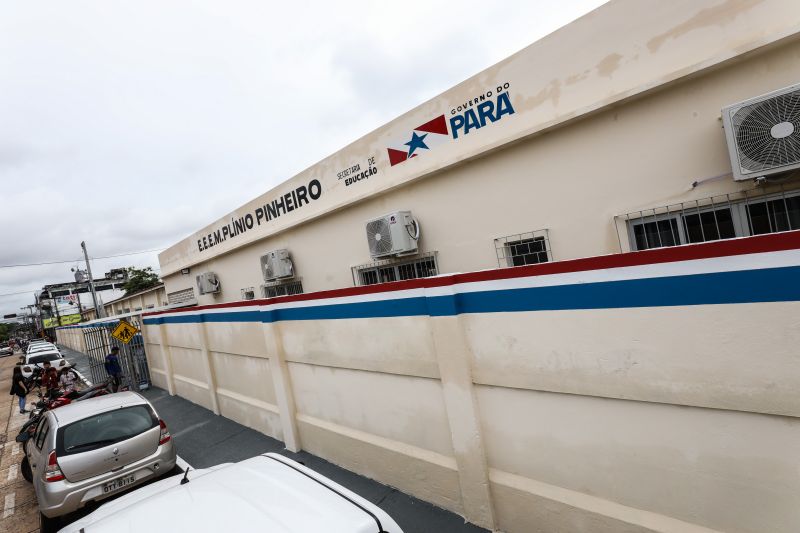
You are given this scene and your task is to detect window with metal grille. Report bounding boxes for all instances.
[621,186,800,251]
[261,279,304,298]
[167,288,196,305]
[353,252,438,286]
[495,230,551,268]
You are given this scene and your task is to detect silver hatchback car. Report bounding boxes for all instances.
[24,391,177,529]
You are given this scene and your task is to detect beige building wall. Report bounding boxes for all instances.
[161,25,800,304]
[159,0,800,292]
[140,2,800,532]
[140,276,800,533]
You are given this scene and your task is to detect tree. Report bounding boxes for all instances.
[121,267,161,296]
[0,322,17,342]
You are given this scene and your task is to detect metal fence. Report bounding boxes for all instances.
[82,317,151,391]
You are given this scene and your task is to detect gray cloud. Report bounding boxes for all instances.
[0,0,606,316]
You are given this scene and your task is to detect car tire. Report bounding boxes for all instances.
[40,512,61,533]
[20,456,32,483]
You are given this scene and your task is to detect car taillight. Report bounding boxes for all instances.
[58,360,65,367]
[23,366,31,372]
[45,450,65,482]
[159,419,171,445]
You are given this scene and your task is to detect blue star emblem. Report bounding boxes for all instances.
[405,131,429,157]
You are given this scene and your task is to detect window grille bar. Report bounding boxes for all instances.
[618,185,800,251]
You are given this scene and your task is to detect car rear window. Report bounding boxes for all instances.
[57,406,157,456]
[29,353,61,364]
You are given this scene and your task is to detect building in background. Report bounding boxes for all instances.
[80,283,167,321]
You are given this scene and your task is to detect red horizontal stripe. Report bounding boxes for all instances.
[143,231,800,318]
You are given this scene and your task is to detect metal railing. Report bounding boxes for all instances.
[614,183,800,252]
[494,229,552,268]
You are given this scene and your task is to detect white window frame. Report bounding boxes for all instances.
[626,188,800,251]
[352,252,439,287]
[261,279,304,298]
[494,229,552,268]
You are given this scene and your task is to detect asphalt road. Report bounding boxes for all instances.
[60,345,486,533]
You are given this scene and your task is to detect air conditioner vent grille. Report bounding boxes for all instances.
[367,218,393,256]
[733,89,800,172]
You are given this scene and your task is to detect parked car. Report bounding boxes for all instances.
[27,343,57,355]
[21,391,177,532]
[21,350,70,379]
[59,452,403,533]
[0,345,13,357]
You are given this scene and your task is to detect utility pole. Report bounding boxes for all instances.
[34,293,46,338]
[81,241,102,318]
[52,296,62,326]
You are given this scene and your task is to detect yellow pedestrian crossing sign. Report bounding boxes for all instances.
[111,320,139,344]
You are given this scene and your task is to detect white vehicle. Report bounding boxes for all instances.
[27,343,57,355]
[22,349,70,378]
[60,453,403,533]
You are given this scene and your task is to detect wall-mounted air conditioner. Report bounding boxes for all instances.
[196,272,221,295]
[722,83,800,181]
[365,210,420,258]
[260,249,294,281]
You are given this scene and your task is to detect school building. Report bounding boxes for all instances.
[59,1,800,531]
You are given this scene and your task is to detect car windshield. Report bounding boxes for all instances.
[28,353,61,364]
[59,406,156,455]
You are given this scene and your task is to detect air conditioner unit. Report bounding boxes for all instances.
[722,83,800,181]
[260,249,294,281]
[365,211,420,258]
[196,272,221,295]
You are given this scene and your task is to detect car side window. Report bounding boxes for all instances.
[35,419,50,450]
[32,416,46,444]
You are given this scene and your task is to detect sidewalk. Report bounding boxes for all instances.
[58,345,486,533]
[0,353,39,533]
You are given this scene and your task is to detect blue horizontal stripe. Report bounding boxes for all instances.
[142,266,800,325]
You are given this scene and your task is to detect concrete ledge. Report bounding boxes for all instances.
[489,468,721,533]
[296,413,463,516]
[216,387,279,414]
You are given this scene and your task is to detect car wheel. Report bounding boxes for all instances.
[20,456,32,483]
[40,512,61,533]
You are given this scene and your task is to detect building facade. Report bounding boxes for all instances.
[80,284,167,321]
[118,2,800,531]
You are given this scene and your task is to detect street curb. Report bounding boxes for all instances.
[71,368,93,387]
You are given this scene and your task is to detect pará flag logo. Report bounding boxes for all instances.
[386,115,450,167]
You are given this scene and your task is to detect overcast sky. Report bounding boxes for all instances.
[0,0,606,318]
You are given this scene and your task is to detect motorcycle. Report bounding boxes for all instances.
[16,379,129,444]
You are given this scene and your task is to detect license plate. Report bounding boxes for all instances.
[103,474,136,494]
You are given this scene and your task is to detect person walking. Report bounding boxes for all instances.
[105,346,123,392]
[9,366,28,413]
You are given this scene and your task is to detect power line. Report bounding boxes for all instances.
[0,247,165,269]
[0,289,39,298]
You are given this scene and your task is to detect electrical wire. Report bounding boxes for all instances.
[0,248,165,269]
[0,289,39,298]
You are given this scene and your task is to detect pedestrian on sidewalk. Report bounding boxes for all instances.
[42,360,59,397]
[105,346,123,392]
[9,366,28,413]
